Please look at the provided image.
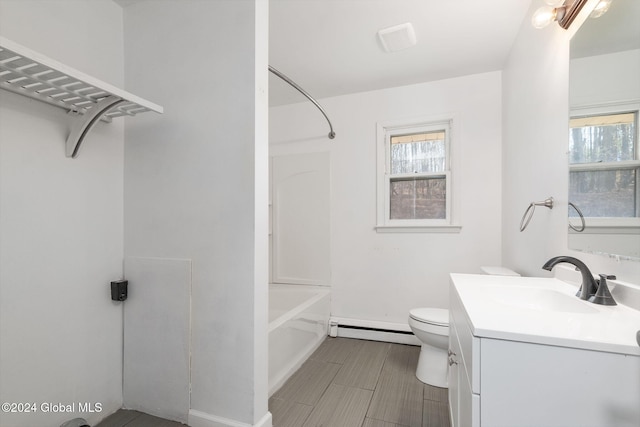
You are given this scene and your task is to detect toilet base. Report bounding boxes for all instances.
[416,343,448,388]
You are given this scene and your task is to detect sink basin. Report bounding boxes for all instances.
[487,286,598,314]
[450,273,640,357]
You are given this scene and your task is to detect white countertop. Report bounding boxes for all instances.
[450,273,640,356]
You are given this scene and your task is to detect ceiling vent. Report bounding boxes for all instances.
[377,22,417,53]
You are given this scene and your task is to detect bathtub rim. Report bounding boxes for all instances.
[268,283,330,333]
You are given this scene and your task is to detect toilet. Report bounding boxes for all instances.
[408,266,520,387]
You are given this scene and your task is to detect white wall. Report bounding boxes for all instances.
[0,1,125,426]
[502,2,640,282]
[270,71,504,325]
[122,1,270,426]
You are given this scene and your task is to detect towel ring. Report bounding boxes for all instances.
[519,197,554,232]
[568,202,586,232]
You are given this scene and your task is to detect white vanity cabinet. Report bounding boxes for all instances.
[448,274,640,427]
[448,291,480,427]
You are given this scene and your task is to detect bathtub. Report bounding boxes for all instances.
[268,283,330,396]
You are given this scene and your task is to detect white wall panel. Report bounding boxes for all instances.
[123,1,270,424]
[123,257,191,423]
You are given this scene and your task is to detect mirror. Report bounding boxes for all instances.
[568,0,640,260]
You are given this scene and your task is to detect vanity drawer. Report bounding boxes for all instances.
[450,285,480,394]
[459,351,480,427]
[450,318,481,427]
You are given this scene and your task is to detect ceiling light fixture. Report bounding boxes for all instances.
[531,0,592,29]
[531,4,565,29]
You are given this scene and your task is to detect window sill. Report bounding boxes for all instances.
[569,225,640,235]
[375,224,462,233]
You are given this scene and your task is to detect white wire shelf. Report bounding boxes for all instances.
[0,36,163,158]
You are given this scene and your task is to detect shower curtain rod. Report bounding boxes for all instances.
[268,65,336,139]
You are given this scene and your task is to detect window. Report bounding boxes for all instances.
[569,105,640,227]
[376,118,459,232]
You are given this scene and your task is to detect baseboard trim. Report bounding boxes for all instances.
[330,317,420,346]
[188,410,272,427]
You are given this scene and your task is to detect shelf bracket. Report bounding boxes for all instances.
[66,95,126,158]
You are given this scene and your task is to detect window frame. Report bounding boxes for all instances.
[376,116,460,233]
[568,101,640,231]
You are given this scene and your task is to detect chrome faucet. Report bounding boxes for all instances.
[542,256,598,300]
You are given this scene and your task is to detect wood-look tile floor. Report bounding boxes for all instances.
[97,337,449,427]
[95,409,186,427]
[270,337,451,427]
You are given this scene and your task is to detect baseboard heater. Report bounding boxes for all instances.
[329,317,421,346]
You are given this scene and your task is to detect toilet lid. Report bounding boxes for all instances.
[409,308,449,326]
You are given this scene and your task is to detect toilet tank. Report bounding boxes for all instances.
[480,266,520,276]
